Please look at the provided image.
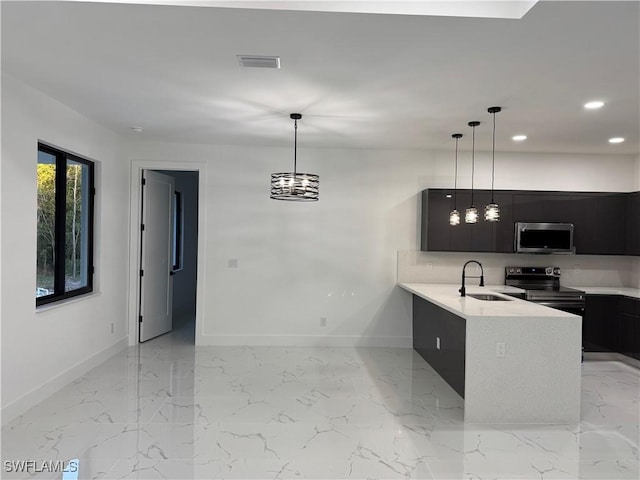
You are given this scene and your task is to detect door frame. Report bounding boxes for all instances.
[127,160,207,345]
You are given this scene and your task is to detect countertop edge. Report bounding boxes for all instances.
[567,286,640,299]
[398,283,577,320]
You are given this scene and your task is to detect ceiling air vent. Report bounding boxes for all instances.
[236,55,281,69]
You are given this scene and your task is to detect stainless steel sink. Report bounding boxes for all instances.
[466,293,512,301]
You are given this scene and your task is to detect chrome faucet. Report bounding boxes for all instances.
[459,260,484,297]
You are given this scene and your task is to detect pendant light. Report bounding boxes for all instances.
[484,106,502,221]
[465,121,480,224]
[270,113,319,201]
[449,133,463,226]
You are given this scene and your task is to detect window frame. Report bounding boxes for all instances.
[36,143,95,306]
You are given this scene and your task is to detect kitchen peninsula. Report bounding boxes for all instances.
[400,283,582,424]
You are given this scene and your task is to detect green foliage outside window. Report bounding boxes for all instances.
[36,144,94,304]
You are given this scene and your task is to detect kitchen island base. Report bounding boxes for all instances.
[406,284,582,425]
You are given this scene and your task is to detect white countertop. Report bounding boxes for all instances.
[399,283,577,319]
[567,286,640,299]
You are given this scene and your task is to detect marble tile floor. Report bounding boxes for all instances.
[2,325,638,480]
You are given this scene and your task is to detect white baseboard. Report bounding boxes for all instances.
[197,334,412,348]
[1,337,128,426]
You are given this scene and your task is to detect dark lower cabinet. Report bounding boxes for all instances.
[413,295,466,398]
[620,296,640,360]
[583,295,620,352]
[583,294,640,360]
[619,313,636,359]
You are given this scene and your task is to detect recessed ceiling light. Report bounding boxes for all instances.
[131,126,143,133]
[609,137,625,144]
[446,194,452,198]
[512,134,527,141]
[584,101,604,109]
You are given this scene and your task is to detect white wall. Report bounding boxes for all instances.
[425,148,638,193]
[129,141,638,348]
[1,74,130,423]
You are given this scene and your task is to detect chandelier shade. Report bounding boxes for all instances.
[270,172,319,201]
[484,202,500,221]
[465,206,479,224]
[449,209,461,226]
[270,113,319,202]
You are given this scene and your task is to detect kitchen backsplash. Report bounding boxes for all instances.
[398,250,640,288]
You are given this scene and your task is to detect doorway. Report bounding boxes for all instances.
[154,170,199,343]
[128,163,204,346]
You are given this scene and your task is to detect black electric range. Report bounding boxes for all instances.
[505,266,585,314]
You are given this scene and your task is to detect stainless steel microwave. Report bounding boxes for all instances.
[514,222,575,254]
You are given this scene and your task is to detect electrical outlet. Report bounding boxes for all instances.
[320,317,327,327]
[110,323,114,334]
[228,259,238,268]
[427,263,433,271]
[496,342,506,358]
[436,337,441,350]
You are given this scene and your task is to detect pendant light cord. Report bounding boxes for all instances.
[491,111,496,203]
[454,137,458,209]
[471,124,475,206]
[293,118,298,175]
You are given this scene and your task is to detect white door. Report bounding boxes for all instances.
[139,170,174,342]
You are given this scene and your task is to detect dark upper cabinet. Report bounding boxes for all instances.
[422,189,451,251]
[422,188,508,253]
[571,195,599,254]
[543,193,578,223]
[450,191,473,252]
[626,192,640,256]
[596,194,627,255]
[511,193,574,223]
[469,191,494,252]
[421,189,473,252]
[492,192,514,253]
[512,194,546,222]
[421,188,638,255]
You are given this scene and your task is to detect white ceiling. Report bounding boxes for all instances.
[2,1,639,154]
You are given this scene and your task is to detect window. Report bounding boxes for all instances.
[172,190,183,271]
[36,143,95,305]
